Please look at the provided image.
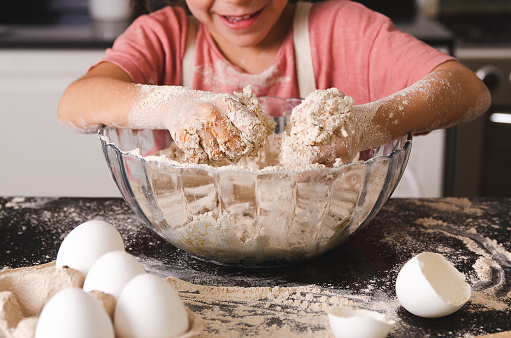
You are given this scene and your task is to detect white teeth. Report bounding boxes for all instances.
[225,14,252,22]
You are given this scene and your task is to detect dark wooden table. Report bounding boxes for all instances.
[1,197,510,337]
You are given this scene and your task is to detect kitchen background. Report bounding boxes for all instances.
[0,0,509,198]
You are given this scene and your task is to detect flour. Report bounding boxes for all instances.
[1,197,510,337]
[413,212,511,313]
[146,132,339,172]
[416,197,485,215]
[165,275,398,337]
[0,262,397,338]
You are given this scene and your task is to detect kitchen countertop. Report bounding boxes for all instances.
[0,14,453,50]
[1,196,510,337]
[0,21,128,49]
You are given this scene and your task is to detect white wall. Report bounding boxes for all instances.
[0,50,120,197]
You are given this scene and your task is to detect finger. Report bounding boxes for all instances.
[195,103,244,159]
[210,123,243,159]
[173,128,207,164]
[313,144,339,165]
[195,128,223,162]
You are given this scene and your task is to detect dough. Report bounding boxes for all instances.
[280,88,356,167]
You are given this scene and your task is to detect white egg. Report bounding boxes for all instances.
[114,274,189,338]
[35,287,114,338]
[83,250,146,299]
[395,252,471,318]
[56,220,125,276]
[328,306,395,338]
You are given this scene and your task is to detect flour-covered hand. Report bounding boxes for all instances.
[130,85,276,164]
[280,88,364,167]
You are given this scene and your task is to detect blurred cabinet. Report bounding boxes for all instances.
[0,50,120,197]
[393,129,446,198]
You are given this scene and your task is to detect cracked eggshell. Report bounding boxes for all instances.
[56,220,125,277]
[396,252,471,318]
[328,306,395,338]
[35,287,114,338]
[83,250,146,300]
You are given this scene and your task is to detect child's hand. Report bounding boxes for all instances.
[299,116,363,166]
[280,112,363,167]
[170,94,261,163]
[133,86,276,164]
[280,88,364,168]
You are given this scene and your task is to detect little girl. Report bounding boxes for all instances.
[58,0,490,165]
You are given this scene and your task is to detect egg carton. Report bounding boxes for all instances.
[0,262,204,338]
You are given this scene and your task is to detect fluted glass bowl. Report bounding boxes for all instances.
[99,97,412,266]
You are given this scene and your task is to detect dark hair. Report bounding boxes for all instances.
[129,0,188,20]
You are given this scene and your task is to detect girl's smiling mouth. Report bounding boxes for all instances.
[220,9,263,28]
[224,13,253,22]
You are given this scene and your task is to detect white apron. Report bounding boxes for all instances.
[181,1,317,98]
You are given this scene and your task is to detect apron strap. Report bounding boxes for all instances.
[293,1,316,97]
[182,16,198,88]
[182,2,316,97]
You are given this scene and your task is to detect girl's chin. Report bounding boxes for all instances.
[215,26,281,50]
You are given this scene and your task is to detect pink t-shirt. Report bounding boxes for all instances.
[99,0,454,104]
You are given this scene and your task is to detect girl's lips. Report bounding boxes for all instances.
[219,9,263,29]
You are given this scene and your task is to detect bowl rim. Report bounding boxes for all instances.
[99,126,412,174]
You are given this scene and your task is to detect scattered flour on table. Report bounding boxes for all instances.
[415,197,485,215]
[375,198,511,318]
[0,260,396,338]
[2,197,511,337]
[413,211,511,312]
[165,275,398,338]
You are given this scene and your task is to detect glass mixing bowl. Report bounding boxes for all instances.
[99,97,412,266]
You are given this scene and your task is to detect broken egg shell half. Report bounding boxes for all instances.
[395,252,471,318]
[328,306,395,338]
